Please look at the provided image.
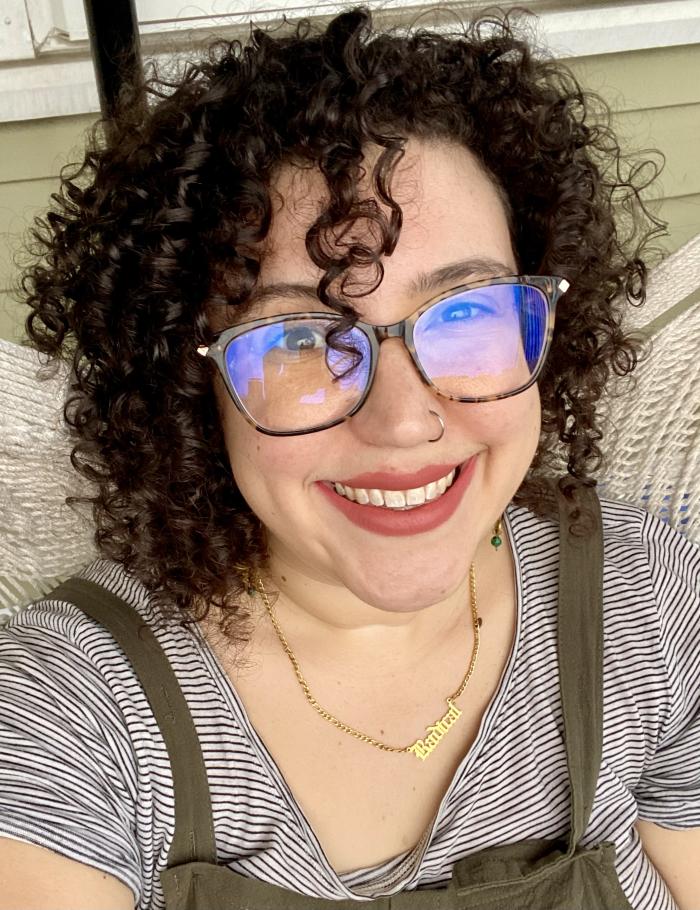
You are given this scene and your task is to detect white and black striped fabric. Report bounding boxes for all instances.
[0,498,698,909]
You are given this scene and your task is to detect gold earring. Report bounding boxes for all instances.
[491,518,503,551]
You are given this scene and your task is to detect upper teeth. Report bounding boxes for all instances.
[332,468,456,509]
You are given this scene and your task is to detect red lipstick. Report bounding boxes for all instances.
[316,455,478,537]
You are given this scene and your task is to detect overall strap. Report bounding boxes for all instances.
[47,576,217,868]
[555,481,605,854]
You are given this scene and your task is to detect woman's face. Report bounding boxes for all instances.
[214,138,541,614]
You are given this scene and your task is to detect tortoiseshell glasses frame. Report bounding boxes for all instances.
[196,274,570,436]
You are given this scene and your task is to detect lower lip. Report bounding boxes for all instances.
[316,455,478,537]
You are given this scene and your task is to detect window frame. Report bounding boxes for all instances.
[1,0,700,121]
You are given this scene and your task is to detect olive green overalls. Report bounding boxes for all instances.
[48,483,635,908]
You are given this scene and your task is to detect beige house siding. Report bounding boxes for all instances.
[1,41,699,343]
[0,114,96,343]
[566,43,700,250]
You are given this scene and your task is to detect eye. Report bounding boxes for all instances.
[438,298,495,321]
[278,324,326,353]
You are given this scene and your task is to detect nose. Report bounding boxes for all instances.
[349,336,446,448]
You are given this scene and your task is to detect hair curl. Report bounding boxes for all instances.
[20,5,666,640]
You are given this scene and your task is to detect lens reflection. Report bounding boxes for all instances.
[225,319,370,432]
[414,284,547,398]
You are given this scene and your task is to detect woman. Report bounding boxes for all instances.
[1,6,698,909]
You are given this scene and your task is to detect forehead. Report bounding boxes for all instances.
[259,138,516,320]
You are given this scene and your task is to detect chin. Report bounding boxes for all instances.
[343,570,457,614]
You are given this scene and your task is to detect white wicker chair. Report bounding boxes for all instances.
[598,232,699,537]
[0,344,97,624]
[1,232,699,625]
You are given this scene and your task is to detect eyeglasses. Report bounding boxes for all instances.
[197,275,569,436]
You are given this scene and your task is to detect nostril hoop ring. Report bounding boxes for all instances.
[428,410,445,443]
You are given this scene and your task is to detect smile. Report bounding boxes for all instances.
[329,466,458,510]
[316,456,477,537]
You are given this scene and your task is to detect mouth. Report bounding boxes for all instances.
[322,461,466,511]
[316,455,478,537]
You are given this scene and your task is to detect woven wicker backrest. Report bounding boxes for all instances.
[0,346,96,620]
[1,233,699,623]
[598,232,699,538]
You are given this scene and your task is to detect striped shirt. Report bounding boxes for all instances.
[0,498,698,909]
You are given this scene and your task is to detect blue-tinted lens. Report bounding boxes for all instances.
[224,318,370,432]
[413,284,549,398]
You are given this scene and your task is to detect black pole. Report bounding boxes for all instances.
[83,0,142,138]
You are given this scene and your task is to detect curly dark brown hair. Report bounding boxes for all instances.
[19,5,665,639]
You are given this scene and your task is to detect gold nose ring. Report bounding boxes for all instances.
[428,410,445,443]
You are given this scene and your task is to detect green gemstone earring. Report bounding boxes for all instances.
[491,518,503,551]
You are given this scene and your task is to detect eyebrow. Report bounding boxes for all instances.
[409,257,515,295]
[246,256,516,309]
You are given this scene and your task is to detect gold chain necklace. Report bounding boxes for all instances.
[251,565,480,762]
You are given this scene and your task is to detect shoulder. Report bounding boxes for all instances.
[598,494,697,556]
[510,494,700,767]
[1,558,234,762]
[508,495,699,680]
[0,557,190,775]
[595,500,700,720]
[508,494,698,603]
[2,559,157,680]
[596,497,699,623]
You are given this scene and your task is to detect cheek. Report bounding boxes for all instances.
[455,386,541,448]
[216,389,319,507]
